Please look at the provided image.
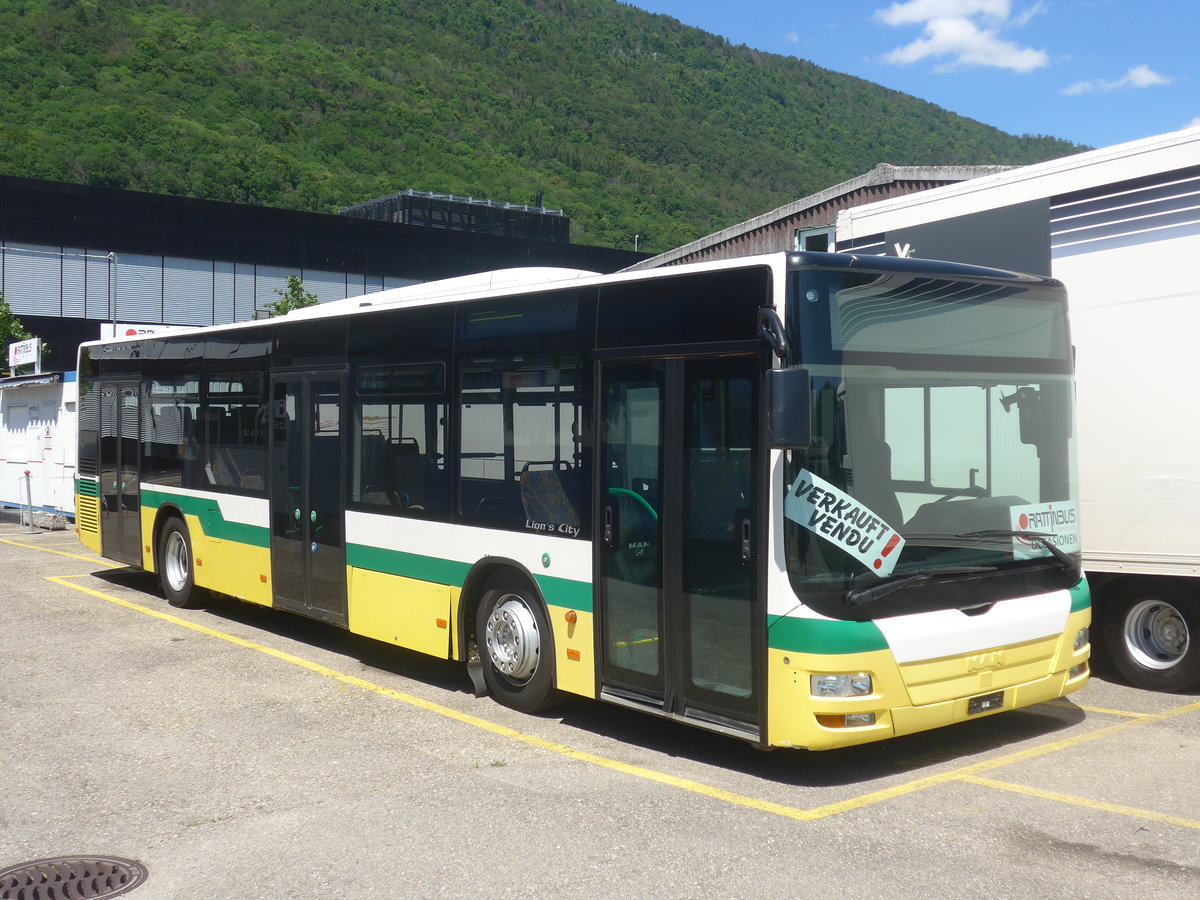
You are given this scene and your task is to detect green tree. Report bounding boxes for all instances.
[1,291,33,376]
[264,275,320,317]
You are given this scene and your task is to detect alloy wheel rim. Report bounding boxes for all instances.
[484,595,540,683]
[164,531,189,593]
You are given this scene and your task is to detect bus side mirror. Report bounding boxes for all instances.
[767,367,811,448]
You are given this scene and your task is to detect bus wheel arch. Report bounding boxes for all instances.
[464,562,561,713]
[1099,576,1200,692]
[155,513,210,609]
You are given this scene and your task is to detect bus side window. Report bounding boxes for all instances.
[354,393,448,519]
[142,376,200,488]
[203,370,267,494]
[458,351,584,534]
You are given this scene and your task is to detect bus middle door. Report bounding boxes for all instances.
[269,372,348,625]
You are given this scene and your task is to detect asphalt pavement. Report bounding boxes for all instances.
[1,519,1197,899]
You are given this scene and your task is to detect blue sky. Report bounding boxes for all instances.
[629,0,1197,150]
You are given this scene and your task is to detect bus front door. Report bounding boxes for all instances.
[597,354,761,737]
[269,373,348,625]
[98,380,142,566]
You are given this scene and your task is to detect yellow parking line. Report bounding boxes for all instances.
[1043,698,1149,718]
[1070,704,1151,718]
[45,574,830,821]
[1,536,122,566]
[45,572,1200,827]
[959,775,1200,831]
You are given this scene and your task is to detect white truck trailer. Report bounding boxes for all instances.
[836,126,1200,691]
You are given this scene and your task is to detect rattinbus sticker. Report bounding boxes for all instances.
[784,469,905,577]
[1009,500,1080,559]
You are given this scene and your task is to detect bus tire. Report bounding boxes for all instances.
[158,516,210,609]
[1103,580,1200,692]
[476,571,561,713]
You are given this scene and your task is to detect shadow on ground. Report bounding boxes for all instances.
[88,565,1089,789]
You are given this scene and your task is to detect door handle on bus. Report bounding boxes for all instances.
[740,517,752,563]
[604,505,614,549]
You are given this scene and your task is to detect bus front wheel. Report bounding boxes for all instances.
[476,572,561,713]
[1103,580,1200,692]
[158,516,210,609]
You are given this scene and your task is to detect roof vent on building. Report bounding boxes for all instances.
[338,189,570,242]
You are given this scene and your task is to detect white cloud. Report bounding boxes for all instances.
[1063,65,1172,95]
[877,0,1013,27]
[1126,65,1172,88]
[875,0,1048,73]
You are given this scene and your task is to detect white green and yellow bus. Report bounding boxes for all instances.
[75,252,1090,750]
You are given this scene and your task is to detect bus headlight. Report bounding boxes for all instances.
[1074,627,1089,650]
[811,673,872,697]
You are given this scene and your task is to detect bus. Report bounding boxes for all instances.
[75,252,1090,750]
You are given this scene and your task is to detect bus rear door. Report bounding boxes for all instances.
[98,380,142,566]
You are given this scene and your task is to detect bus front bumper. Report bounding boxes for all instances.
[765,607,1092,751]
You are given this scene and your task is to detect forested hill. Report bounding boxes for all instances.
[0,0,1084,253]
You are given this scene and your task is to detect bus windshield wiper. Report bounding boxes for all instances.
[960,530,1082,581]
[844,566,996,611]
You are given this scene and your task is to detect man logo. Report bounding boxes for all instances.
[627,540,651,558]
[967,650,1005,672]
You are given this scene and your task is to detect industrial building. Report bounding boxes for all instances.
[0,176,644,520]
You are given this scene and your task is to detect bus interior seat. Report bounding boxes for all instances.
[149,402,183,445]
[520,461,580,529]
[848,435,904,531]
[387,438,427,508]
[198,408,229,485]
[358,433,399,507]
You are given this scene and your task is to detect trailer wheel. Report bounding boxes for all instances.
[1103,581,1200,692]
[158,516,210,609]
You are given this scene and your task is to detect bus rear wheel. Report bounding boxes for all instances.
[158,516,210,609]
[476,572,561,713]
[1103,581,1200,692]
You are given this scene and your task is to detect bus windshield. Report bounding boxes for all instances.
[783,264,1080,620]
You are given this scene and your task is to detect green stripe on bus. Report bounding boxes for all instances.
[141,488,270,548]
[347,543,473,587]
[76,478,100,498]
[1070,578,1091,613]
[346,543,594,613]
[534,573,593,613]
[766,615,889,655]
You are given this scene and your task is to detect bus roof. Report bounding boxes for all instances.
[78,249,1059,351]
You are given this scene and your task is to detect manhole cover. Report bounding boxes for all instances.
[0,856,148,900]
